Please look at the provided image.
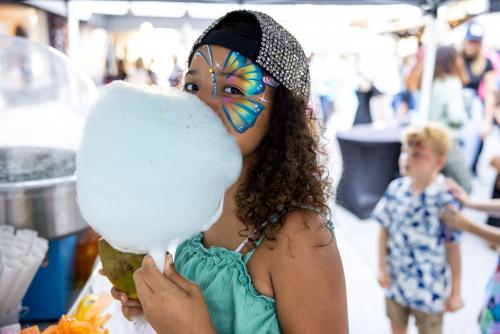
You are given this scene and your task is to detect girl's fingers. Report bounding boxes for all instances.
[122,304,144,321]
[111,287,126,301]
[163,254,194,294]
[134,267,155,302]
[445,178,464,196]
[123,298,142,307]
[135,255,181,296]
[110,288,141,306]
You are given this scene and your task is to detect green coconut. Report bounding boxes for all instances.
[98,239,146,300]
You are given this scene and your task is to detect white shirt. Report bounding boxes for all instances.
[372,174,461,314]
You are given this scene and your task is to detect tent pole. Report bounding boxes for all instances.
[66,0,80,64]
[416,6,438,124]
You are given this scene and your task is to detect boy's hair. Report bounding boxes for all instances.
[402,123,452,156]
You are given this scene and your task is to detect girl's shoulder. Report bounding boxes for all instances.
[264,208,344,318]
[266,208,335,260]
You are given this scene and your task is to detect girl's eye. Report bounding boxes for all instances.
[184,83,198,92]
[223,86,243,95]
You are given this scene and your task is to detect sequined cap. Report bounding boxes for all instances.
[188,10,310,101]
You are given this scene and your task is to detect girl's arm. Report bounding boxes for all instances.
[442,208,500,245]
[446,177,500,217]
[467,218,500,245]
[271,210,348,334]
[466,199,500,217]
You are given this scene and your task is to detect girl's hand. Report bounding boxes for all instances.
[445,178,470,205]
[440,206,472,231]
[111,288,144,320]
[133,255,216,334]
[99,269,144,321]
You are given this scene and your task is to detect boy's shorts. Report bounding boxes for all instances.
[386,298,443,334]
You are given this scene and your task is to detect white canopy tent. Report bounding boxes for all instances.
[24,0,481,122]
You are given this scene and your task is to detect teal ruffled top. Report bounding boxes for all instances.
[174,213,334,334]
[174,232,279,333]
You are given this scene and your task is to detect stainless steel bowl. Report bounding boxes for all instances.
[0,147,88,239]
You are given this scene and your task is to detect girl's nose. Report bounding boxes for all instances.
[197,90,219,112]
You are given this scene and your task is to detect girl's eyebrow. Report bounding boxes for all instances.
[185,69,199,76]
[217,72,244,78]
[186,68,245,80]
[214,72,253,84]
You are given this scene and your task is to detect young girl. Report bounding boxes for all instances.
[110,10,348,334]
[426,46,471,193]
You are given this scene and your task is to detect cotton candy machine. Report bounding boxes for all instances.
[0,35,96,239]
[0,146,86,239]
[0,35,97,322]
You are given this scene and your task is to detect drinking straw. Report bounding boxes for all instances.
[0,240,13,255]
[0,258,22,314]
[0,258,19,316]
[12,242,30,256]
[0,236,14,247]
[15,229,37,242]
[4,254,40,317]
[2,247,24,262]
[29,237,48,257]
[0,226,14,237]
[0,229,48,322]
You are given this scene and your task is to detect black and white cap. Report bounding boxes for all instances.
[188,10,310,101]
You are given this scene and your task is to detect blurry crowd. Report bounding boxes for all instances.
[103,55,183,88]
[311,20,500,202]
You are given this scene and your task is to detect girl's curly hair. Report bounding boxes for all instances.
[190,17,335,245]
[234,85,335,245]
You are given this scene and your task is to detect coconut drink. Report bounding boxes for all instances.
[97,239,144,299]
[77,82,242,298]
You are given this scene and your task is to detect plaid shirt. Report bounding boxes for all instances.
[372,174,461,314]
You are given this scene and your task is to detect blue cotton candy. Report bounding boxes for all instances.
[76,81,242,260]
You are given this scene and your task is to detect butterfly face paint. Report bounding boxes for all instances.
[220,51,268,133]
[187,45,277,133]
[194,45,217,99]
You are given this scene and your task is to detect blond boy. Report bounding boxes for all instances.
[372,123,463,334]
